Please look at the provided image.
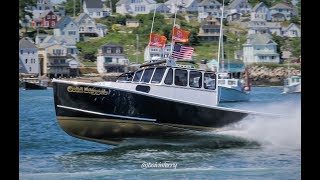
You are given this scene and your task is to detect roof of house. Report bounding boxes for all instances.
[19,38,37,49]
[100,42,122,48]
[282,23,299,31]
[252,2,267,12]
[247,34,276,45]
[228,0,249,9]
[54,16,77,29]
[198,0,221,6]
[74,13,91,24]
[116,0,156,6]
[96,23,107,28]
[83,0,103,8]
[270,3,293,9]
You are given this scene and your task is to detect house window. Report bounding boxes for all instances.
[68,31,76,35]
[71,23,73,27]
[46,15,50,19]
[116,48,121,53]
[52,21,55,26]
[29,67,32,71]
[52,15,55,19]
[116,58,119,64]
[89,12,93,16]
[104,57,112,63]
[97,12,100,16]
[107,48,111,53]
[25,59,28,63]
[20,50,23,54]
[28,51,30,54]
[80,27,84,31]
[45,21,49,27]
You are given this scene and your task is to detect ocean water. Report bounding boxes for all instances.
[19,87,301,179]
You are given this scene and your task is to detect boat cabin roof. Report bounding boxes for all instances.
[117,65,217,90]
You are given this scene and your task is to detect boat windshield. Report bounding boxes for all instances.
[151,67,166,83]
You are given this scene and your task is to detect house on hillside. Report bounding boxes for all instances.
[75,13,106,38]
[53,16,80,42]
[248,18,282,36]
[226,0,251,15]
[19,38,40,74]
[152,3,171,14]
[31,10,58,28]
[197,0,222,20]
[96,43,130,73]
[116,0,157,15]
[227,12,241,21]
[270,3,298,21]
[251,2,271,21]
[165,0,201,13]
[83,0,111,18]
[242,34,280,64]
[126,19,140,28]
[282,23,301,38]
[144,43,172,62]
[198,16,223,42]
[32,0,54,11]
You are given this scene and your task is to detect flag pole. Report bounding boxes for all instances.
[216,0,225,105]
[169,0,178,57]
[148,4,157,62]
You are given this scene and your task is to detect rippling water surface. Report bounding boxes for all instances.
[19,87,301,179]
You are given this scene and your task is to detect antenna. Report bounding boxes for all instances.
[216,0,225,105]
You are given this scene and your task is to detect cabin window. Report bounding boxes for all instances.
[133,70,143,82]
[189,71,202,88]
[204,73,216,90]
[175,69,187,86]
[141,68,154,83]
[151,68,165,83]
[164,68,173,85]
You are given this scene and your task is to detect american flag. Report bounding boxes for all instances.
[172,44,194,59]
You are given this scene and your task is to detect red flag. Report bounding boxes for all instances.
[148,33,167,48]
[172,27,190,43]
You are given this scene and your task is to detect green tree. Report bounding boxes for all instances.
[19,0,35,20]
[290,16,300,25]
[61,0,81,16]
[291,38,301,57]
[272,34,285,60]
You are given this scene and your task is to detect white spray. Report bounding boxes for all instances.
[217,101,301,149]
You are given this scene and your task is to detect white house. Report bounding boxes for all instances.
[53,16,80,42]
[83,0,111,18]
[144,43,172,62]
[248,18,282,36]
[32,0,54,11]
[270,3,297,21]
[282,23,301,38]
[19,38,40,74]
[251,2,271,21]
[226,0,251,15]
[97,42,130,73]
[243,34,280,64]
[116,0,157,15]
[197,0,222,20]
[75,13,106,38]
[165,0,201,13]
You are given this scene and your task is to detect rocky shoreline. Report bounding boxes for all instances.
[245,65,301,86]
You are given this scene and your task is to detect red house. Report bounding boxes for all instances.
[31,10,58,29]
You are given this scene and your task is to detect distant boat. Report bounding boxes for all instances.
[283,75,301,94]
[21,81,47,90]
[215,5,250,103]
[217,72,250,102]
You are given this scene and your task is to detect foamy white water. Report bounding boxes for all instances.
[217,102,301,149]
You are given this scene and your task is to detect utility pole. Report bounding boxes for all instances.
[73,0,75,17]
[136,34,139,64]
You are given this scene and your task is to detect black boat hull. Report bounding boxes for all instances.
[22,81,47,90]
[53,81,248,145]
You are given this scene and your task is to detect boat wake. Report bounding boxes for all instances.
[215,101,301,150]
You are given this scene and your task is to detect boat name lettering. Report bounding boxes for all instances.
[67,86,109,95]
